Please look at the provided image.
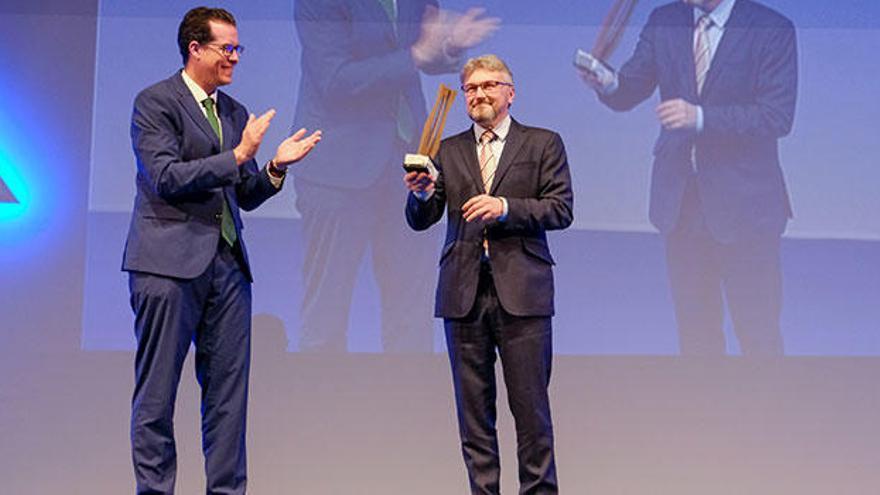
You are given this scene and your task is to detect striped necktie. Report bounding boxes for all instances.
[478,129,498,257]
[693,14,713,95]
[201,97,237,247]
[479,130,497,192]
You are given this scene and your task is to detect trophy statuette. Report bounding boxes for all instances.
[403,83,458,179]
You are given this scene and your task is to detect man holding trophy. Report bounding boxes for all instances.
[405,54,573,494]
[577,0,798,356]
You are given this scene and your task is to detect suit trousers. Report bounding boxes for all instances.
[294,169,436,353]
[444,262,558,495]
[665,177,784,356]
[129,241,251,494]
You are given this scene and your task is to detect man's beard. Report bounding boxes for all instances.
[468,101,497,127]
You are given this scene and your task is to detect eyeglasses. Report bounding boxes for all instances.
[461,80,513,95]
[203,43,245,58]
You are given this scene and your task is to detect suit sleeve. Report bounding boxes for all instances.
[405,159,447,231]
[598,9,661,112]
[702,19,798,138]
[502,133,574,233]
[235,161,279,212]
[131,89,239,199]
[295,0,444,99]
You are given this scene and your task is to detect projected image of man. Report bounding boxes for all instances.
[405,54,573,494]
[291,0,498,352]
[579,0,798,356]
[123,7,321,493]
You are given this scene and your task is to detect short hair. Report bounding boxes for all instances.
[460,54,514,84]
[177,7,237,65]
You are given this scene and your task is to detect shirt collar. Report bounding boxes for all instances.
[473,114,512,144]
[180,69,216,105]
[693,0,736,29]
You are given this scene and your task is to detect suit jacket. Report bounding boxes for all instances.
[600,0,797,243]
[122,72,279,281]
[292,0,455,189]
[406,119,574,318]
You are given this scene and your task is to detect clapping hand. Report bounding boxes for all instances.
[272,128,323,172]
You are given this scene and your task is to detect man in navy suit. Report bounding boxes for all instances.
[406,54,573,494]
[580,0,798,356]
[123,7,321,493]
[292,0,497,352]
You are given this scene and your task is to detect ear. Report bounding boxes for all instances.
[507,86,516,108]
[188,40,200,60]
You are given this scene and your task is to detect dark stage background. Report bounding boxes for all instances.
[1,0,878,493]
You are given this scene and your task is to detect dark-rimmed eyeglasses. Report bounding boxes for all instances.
[461,80,513,95]
[203,43,245,58]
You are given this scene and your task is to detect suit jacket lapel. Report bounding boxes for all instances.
[395,0,418,44]
[218,93,234,151]
[215,92,241,216]
[700,0,750,98]
[677,5,699,101]
[489,119,525,195]
[454,128,485,196]
[172,73,222,150]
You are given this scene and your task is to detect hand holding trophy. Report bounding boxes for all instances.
[574,0,639,91]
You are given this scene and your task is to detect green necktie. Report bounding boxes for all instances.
[376,0,416,144]
[201,97,237,247]
[377,0,398,37]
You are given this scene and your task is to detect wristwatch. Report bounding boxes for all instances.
[267,160,286,179]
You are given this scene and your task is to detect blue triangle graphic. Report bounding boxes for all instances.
[0,175,18,203]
